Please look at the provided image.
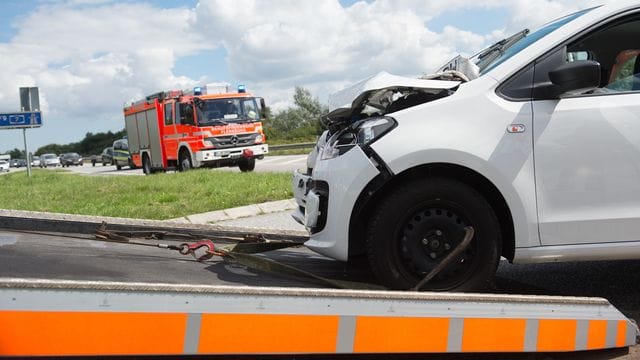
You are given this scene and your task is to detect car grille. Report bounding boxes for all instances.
[206,133,259,149]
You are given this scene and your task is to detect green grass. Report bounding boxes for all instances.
[0,169,293,220]
[267,148,313,156]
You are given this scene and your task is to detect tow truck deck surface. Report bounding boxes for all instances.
[1,228,639,358]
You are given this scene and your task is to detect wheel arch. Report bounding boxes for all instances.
[177,142,197,167]
[349,162,516,262]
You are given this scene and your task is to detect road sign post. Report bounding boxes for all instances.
[1,87,42,178]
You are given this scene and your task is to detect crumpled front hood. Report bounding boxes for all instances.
[328,71,460,112]
[323,71,460,130]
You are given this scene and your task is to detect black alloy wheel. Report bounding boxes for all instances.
[366,177,501,291]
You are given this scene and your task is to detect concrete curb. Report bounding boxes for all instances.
[170,199,298,224]
[0,207,308,241]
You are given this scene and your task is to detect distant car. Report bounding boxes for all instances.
[101,147,114,166]
[39,153,60,168]
[60,152,83,167]
[16,159,27,167]
[112,139,134,170]
[9,159,18,167]
[0,160,9,172]
[30,156,40,167]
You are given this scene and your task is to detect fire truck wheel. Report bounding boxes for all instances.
[366,177,501,291]
[238,158,255,172]
[179,151,192,172]
[142,155,152,175]
[116,164,122,171]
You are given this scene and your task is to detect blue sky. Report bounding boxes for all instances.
[0,0,591,153]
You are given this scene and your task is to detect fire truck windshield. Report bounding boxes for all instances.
[195,98,260,126]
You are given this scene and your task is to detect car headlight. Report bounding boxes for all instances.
[321,116,396,160]
[203,140,214,148]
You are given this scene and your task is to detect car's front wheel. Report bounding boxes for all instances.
[366,177,501,291]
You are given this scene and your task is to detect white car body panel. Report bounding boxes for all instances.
[371,76,539,250]
[295,1,640,265]
[304,146,379,261]
[534,93,640,246]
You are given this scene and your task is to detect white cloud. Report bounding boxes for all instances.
[0,0,613,151]
[0,1,211,150]
[192,0,601,105]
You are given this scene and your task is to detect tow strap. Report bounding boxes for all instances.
[92,222,474,291]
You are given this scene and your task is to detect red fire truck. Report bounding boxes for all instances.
[123,84,268,174]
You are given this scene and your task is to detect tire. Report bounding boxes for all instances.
[142,154,152,175]
[366,177,501,291]
[238,157,256,172]
[179,150,192,172]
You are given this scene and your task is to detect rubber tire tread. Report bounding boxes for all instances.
[366,177,501,291]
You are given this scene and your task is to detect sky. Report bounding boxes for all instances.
[0,0,610,153]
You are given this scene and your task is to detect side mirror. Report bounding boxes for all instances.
[549,60,601,96]
[259,98,267,120]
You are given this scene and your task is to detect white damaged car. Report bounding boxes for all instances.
[293,1,640,291]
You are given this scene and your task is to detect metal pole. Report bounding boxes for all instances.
[23,128,31,178]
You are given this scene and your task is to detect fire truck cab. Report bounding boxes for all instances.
[124,84,269,174]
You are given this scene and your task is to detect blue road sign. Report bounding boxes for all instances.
[0,111,42,129]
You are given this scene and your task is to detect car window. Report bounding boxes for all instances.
[566,13,640,93]
[479,8,594,74]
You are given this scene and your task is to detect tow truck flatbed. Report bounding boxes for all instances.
[0,227,638,358]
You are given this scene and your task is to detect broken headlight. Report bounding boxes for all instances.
[321,116,396,160]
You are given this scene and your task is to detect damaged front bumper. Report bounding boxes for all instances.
[293,146,380,261]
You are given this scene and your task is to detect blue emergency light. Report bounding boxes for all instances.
[193,86,203,95]
[238,84,246,93]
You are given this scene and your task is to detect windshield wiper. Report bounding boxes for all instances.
[476,29,529,65]
[207,119,228,126]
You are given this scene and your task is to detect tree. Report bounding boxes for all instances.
[34,129,126,156]
[8,148,25,159]
[265,87,328,142]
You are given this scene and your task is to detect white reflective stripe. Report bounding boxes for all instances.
[163,134,183,139]
[183,313,201,354]
[627,321,638,346]
[524,319,539,352]
[446,318,463,352]
[336,316,355,353]
[606,320,618,348]
[192,131,212,137]
[575,319,589,351]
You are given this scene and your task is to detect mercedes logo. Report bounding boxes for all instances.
[230,135,238,144]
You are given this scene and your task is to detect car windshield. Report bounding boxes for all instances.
[195,98,260,126]
[472,7,595,75]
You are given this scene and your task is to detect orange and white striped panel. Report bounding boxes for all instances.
[0,279,637,356]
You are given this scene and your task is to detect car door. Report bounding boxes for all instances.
[533,11,640,246]
[162,100,178,161]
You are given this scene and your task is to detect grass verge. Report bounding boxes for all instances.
[0,169,292,220]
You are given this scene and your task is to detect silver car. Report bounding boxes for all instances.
[40,153,60,168]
